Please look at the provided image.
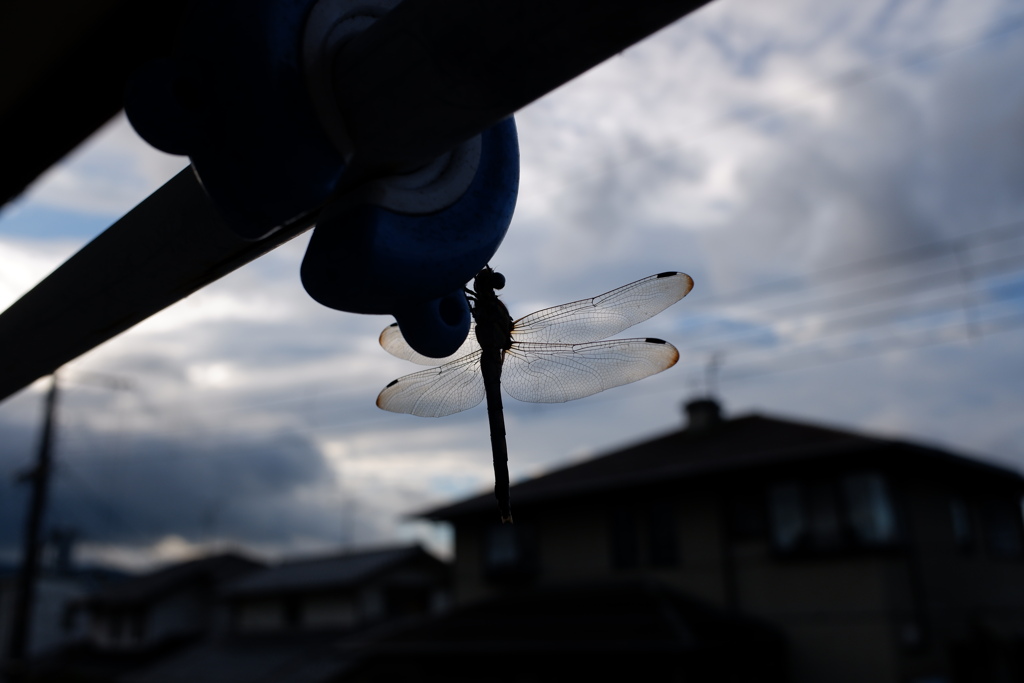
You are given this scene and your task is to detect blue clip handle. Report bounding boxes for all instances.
[124,0,519,359]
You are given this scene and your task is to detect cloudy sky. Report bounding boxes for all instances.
[2,0,1024,570]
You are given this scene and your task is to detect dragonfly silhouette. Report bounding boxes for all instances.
[377,268,693,522]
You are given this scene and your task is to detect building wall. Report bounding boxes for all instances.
[0,576,87,659]
[90,587,209,650]
[303,595,357,629]
[895,476,1024,682]
[231,557,450,634]
[453,525,487,604]
[731,538,902,683]
[235,598,285,633]
[451,469,1024,683]
[452,484,905,683]
[145,588,205,646]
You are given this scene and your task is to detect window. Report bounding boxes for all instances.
[768,483,804,552]
[129,610,146,642]
[485,523,520,568]
[284,598,302,628]
[843,473,897,545]
[62,604,78,633]
[609,507,640,569]
[806,481,843,549]
[949,496,974,551]
[647,501,678,567]
[982,496,1024,559]
[483,522,538,582]
[729,489,767,540]
[767,472,899,555]
[608,501,679,569]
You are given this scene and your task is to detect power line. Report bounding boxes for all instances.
[688,219,1024,309]
[686,264,1024,353]
[720,309,1024,384]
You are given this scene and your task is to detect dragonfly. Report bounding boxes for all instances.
[376,268,693,523]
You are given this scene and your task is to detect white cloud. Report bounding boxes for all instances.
[20,113,188,217]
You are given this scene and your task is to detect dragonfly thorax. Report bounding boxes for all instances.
[471,269,514,351]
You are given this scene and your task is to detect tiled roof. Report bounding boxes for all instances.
[223,545,436,599]
[86,553,264,607]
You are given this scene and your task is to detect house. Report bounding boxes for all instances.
[112,545,450,683]
[414,398,1024,683]
[0,571,90,660]
[81,552,264,652]
[221,545,449,635]
[0,532,129,662]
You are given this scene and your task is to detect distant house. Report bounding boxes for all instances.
[0,534,128,661]
[111,546,450,683]
[81,553,263,652]
[222,545,449,635]
[417,398,1024,683]
[0,571,90,659]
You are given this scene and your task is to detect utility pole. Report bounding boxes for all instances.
[7,374,59,667]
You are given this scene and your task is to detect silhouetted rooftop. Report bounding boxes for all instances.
[422,403,1023,520]
[85,553,264,607]
[223,545,439,599]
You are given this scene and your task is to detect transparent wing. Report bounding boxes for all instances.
[378,322,480,366]
[376,350,485,417]
[500,339,680,404]
[511,272,693,344]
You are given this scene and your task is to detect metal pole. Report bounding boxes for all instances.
[0,0,716,403]
[335,0,715,178]
[7,375,59,665]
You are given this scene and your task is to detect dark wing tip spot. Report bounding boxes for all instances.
[656,271,679,278]
[646,338,667,344]
[385,379,399,388]
[388,322,399,328]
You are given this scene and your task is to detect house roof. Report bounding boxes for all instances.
[222,545,441,599]
[422,402,1024,520]
[85,553,264,607]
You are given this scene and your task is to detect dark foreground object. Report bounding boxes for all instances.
[342,579,788,683]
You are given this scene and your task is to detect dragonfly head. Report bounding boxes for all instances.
[476,267,506,291]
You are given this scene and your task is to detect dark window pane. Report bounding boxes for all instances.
[485,524,519,569]
[843,473,897,545]
[483,523,538,583]
[983,497,1024,558]
[807,482,842,549]
[768,483,805,552]
[284,599,302,628]
[609,507,639,569]
[949,496,973,551]
[130,611,146,640]
[730,490,767,540]
[647,501,678,567]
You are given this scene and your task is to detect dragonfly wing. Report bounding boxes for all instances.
[377,350,485,417]
[379,322,480,365]
[501,339,680,404]
[511,272,693,344]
